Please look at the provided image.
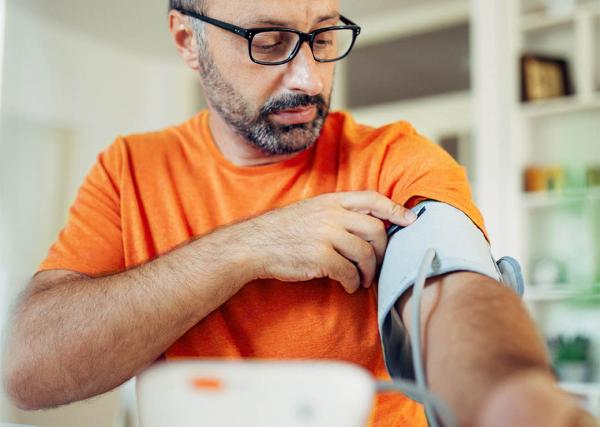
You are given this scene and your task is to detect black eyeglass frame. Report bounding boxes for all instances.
[175,8,361,66]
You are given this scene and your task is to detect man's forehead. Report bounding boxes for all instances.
[206,0,340,27]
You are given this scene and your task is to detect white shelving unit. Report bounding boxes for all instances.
[472,0,600,417]
[510,0,600,286]
[506,0,600,411]
[522,186,600,208]
[520,94,600,118]
[524,284,592,301]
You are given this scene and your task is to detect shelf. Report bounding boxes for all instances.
[520,11,575,32]
[522,187,600,208]
[520,1,600,32]
[524,285,580,302]
[520,96,600,118]
[562,382,600,396]
[524,284,600,302]
[561,382,600,418]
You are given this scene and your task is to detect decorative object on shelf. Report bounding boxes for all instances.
[547,166,567,191]
[548,335,593,382]
[532,257,566,285]
[523,165,566,192]
[586,165,600,188]
[524,165,548,192]
[521,54,574,102]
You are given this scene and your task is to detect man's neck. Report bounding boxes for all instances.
[207,109,297,167]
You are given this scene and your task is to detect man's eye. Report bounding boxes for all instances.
[254,42,282,51]
[314,39,334,50]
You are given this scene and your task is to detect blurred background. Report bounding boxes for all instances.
[0,0,599,425]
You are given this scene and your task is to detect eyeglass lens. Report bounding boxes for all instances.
[250,28,355,64]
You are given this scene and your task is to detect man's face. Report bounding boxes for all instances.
[195,0,339,155]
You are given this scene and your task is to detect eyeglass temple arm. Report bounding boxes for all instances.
[340,15,358,27]
[174,8,251,39]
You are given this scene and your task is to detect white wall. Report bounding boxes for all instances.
[0,0,11,420]
[1,1,199,198]
[351,91,472,141]
[0,0,199,424]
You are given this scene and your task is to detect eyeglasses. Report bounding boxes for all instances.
[176,9,361,66]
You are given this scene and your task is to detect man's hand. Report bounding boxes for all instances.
[478,370,599,427]
[237,191,417,293]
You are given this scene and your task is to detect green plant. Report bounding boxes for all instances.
[548,335,591,363]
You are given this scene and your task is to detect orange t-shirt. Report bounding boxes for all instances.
[40,110,486,426]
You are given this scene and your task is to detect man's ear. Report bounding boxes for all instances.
[169,11,200,72]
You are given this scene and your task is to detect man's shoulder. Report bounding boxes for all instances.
[118,112,203,154]
[328,111,434,154]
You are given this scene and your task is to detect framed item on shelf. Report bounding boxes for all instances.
[520,54,574,102]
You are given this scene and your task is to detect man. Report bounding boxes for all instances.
[2,0,596,426]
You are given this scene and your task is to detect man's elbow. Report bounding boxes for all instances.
[2,348,60,411]
[3,357,41,410]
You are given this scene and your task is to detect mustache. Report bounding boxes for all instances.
[260,94,327,116]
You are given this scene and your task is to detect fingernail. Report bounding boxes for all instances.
[405,211,418,222]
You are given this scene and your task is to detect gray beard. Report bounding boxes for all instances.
[197,47,330,156]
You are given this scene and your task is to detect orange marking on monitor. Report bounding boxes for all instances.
[191,377,223,391]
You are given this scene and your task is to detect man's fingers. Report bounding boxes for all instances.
[330,233,377,289]
[326,251,362,294]
[337,210,387,268]
[337,191,417,226]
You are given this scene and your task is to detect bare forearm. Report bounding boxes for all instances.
[401,272,551,426]
[4,225,254,410]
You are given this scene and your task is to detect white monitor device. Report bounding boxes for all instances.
[137,360,375,427]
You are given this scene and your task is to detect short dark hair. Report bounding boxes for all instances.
[169,0,206,13]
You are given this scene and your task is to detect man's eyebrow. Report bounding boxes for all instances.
[316,13,341,24]
[248,13,340,28]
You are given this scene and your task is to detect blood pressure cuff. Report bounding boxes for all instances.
[377,201,524,379]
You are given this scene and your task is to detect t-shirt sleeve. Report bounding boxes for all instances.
[38,139,126,276]
[378,127,488,240]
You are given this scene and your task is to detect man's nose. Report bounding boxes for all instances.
[282,42,325,96]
